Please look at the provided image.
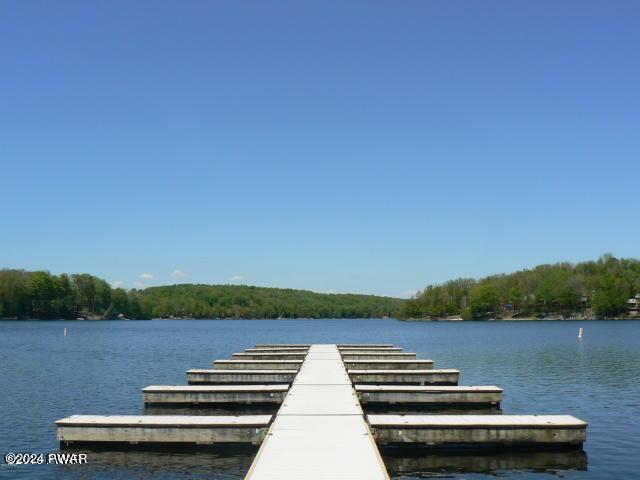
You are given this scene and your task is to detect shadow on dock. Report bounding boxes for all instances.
[381,446,588,477]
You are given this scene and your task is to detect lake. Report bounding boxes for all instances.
[1,319,639,479]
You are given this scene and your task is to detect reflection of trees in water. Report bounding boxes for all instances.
[61,448,255,479]
[382,447,587,477]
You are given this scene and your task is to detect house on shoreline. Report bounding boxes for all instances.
[628,294,640,317]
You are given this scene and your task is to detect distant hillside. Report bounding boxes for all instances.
[401,254,640,320]
[140,284,401,319]
[0,269,402,320]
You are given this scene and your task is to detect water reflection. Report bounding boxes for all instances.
[382,447,588,477]
[58,448,255,480]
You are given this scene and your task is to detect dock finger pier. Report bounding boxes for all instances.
[56,343,587,479]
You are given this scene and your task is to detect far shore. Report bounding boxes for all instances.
[400,316,639,322]
[2,316,639,322]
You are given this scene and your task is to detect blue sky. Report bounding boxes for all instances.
[1,1,638,297]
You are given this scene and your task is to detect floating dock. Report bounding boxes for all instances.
[232,352,308,360]
[56,343,587,478]
[369,415,587,446]
[56,415,272,446]
[356,385,502,406]
[143,385,289,405]
[213,360,303,370]
[245,347,309,353]
[341,353,418,360]
[349,369,459,385]
[187,369,298,384]
[339,347,404,353]
[344,359,433,370]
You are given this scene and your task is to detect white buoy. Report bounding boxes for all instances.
[64,328,67,336]
[578,327,583,338]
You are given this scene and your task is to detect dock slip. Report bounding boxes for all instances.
[56,343,587,479]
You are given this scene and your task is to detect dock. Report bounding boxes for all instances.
[245,344,389,479]
[213,360,303,370]
[143,385,289,405]
[187,369,298,384]
[369,414,587,446]
[349,369,459,385]
[56,415,271,446]
[341,350,416,361]
[344,359,433,369]
[244,347,309,353]
[232,352,308,360]
[339,347,404,353]
[356,385,503,406]
[56,343,587,478]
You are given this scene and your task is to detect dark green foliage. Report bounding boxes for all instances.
[401,255,640,319]
[0,270,112,319]
[135,284,401,319]
[468,282,499,319]
[0,269,402,320]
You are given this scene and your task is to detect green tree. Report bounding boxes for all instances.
[468,283,499,319]
[592,275,629,317]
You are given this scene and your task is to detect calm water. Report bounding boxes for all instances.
[1,319,639,479]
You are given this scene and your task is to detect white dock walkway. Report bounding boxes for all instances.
[245,344,389,480]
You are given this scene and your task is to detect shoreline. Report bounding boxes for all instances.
[399,316,639,322]
[2,316,639,322]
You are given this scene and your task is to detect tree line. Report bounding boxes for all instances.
[0,269,402,320]
[401,254,640,319]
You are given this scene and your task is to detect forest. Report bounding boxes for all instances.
[2,255,638,321]
[0,269,401,320]
[401,254,640,319]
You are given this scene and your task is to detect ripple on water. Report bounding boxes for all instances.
[1,319,639,479]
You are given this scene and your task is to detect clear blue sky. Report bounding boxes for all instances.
[1,1,638,297]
